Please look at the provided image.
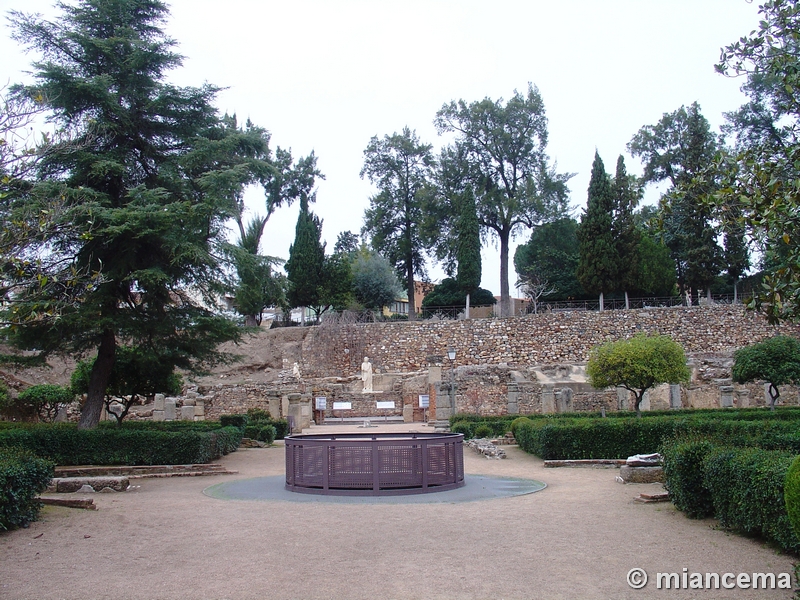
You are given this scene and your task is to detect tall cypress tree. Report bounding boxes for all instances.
[577,152,619,310]
[611,156,642,308]
[285,195,325,321]
[455,187,482,318]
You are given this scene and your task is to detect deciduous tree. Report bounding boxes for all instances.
[629,103,723,304]
[587,334,690,417]
[732,335,800,411]
[434,84,571,317]
[361,127,434,320]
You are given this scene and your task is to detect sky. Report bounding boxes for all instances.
[0,0,764,296]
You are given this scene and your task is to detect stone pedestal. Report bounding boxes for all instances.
[180,405,195,421]
[541,385,555,413]
[736,388,751,408]
[669,384,682,409]
[152,410,165,422]
[403,403,414,423]
[719,385,735,408]
[617,387,630,411]
[556,387,574,413]
[267,391,281,420]
[164,400,176,421]
[507,383,520,415]
[154,394,165,411]
[287,393,311,433]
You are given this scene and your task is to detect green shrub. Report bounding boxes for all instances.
[246,407,270,422]
[703,446,800,553]
[786,456,800,541]
[660,438,716,518]
[17,384,74,422]
[242,424,277,444]
[510,417,531,439]
[450,421,473,438]
[0,447,55,531]
[474,424,493,439]
[220,414,249,429]
[271,419,289,440]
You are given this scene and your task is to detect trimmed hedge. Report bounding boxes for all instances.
[243,424,277,444]
[703,446,800,554]
[661,439,800,554]
[515,415,800,460]
[660,438,716,518]
[786,456,800,540]
[0,423,242,466]
[0,447,54,531]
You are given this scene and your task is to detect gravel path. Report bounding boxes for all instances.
[1,424,796,599]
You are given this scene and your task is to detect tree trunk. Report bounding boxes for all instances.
[499,231,511,317]
[406,261,417,321]
[634,390,645,418]
[733,279,739,304]
[78,329,116,429]
[465,292,471,319]
[769,383,779,411]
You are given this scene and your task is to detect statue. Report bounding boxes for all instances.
[361,356,373,393]
[292,362,301,378]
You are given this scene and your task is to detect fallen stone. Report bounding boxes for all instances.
[466,438,506,459]
[37,497,97,510]
[619,465,664,484]
[53,476,130,493]
[625,453,662,467]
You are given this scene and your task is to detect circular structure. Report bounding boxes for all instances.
[285,432,465,495]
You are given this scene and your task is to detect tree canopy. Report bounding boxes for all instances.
[577,152,619,309]
[434,84,572,317]
[732,335,800,411]
[421,278,495,310]
[2,0,297,427]
[587,334,690,416]
[709,0,800,322]
[628,103,723,304]
[361,127,434,320]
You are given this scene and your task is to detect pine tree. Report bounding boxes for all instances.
[577,152,619,310]
[4,0,282,427]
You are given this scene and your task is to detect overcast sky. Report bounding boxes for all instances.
[1,0,763,295]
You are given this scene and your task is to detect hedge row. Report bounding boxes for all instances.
[0,423,243,466]
[222,414,289,440]
[0,447,54,531]
[514,416,800,460]
[661,439,800,554]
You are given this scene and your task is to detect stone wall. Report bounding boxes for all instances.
[301,305,797,378]
[142,305,800,421]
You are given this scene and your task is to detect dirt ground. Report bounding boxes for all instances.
[1,424,796,600]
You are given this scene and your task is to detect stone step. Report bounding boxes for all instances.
[38,496,97,510]
[54,464,230,478]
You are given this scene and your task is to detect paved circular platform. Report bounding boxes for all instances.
[203,474,546,504]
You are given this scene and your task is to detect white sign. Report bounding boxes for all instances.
[332,402,352,410]
[376,401,395,409]
[315,397,327,410]
[419,395,430,408]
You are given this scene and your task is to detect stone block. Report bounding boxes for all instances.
[669,384,682,409]
[164,400,176,421]
[619,465,664,484]
[617,387,630,411]
[152,410,165,422]
[428,366,442,384]
[403,404,414,423]
[180,405,196,421]
[154,394,165,411]
[182,398,196,406]
[195,400,205,417]
[541,385,555,413]
[54,476,130,493]
[719,385,734,408]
